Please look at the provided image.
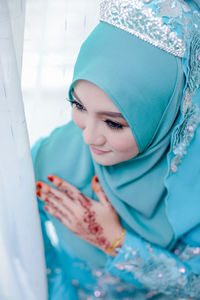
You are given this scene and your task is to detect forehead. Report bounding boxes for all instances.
[73,80,121,113]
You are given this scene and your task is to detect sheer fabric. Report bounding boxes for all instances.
[0,0,47,299]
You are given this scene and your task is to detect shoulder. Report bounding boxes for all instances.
[31,121,81,161]
[31,121,94,187]
[31,121,84,178]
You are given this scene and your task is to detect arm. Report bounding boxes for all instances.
[36,172,200,298]
[106,228,200,299]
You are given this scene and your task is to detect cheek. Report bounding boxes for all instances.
[108,130,139,154]
[73,110,84,129]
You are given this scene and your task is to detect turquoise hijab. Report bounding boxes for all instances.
[35,21,186,268]
[69,22,185,248]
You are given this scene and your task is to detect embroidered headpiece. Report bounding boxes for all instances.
[100,0,199,58]
[100,0,200,172]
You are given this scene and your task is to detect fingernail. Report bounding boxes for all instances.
[36,190,41,197]
[36,182,42,189]
[93,175,99,183]
[92,175,100,193]
[47,175,54,182]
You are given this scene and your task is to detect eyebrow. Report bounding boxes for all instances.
[72,89,125,119]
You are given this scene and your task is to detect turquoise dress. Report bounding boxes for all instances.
[32,121,200,300]
[32,2,200,298]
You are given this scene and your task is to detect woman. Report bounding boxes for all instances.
[33,0,200,299]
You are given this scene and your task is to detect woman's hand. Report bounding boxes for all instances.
[36,175,125,256]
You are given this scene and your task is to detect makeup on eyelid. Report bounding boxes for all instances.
[71,80,139,166]
[68,98,127,130]
[71,89,126,119]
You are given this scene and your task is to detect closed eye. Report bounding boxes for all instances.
[104,119,124,130]
[67,98,125,131]
[67,99,86,111]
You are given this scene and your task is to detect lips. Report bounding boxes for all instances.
[90,146,111,155]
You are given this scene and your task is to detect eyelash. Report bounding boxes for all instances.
[67,98,124,131]
[69,99,86,111]
[104,120,124,130]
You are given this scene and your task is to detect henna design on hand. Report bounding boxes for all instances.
[36,175,124,254]
[75,193,111,250]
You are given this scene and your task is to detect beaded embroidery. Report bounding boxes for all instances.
[115,244,200,298]
[100,0,186,57]
[174,243,200,261]
[171,30,200,171]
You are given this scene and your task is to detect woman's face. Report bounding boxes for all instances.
[71,80,139,166]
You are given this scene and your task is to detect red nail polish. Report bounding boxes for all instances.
[48,175,54,182]
[94,175,99,183]
[36,190,41,197]
[92,175,99,193]
[36,182,42,189]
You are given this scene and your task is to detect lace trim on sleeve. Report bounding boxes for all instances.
[115,244,200,299]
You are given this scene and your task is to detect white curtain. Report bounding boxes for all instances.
[0,0,47,299]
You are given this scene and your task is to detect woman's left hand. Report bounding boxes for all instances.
[36,175,125,256]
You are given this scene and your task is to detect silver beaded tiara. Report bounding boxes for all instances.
[100,0,196,58]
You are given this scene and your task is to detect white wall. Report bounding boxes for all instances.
[22,0,99,145]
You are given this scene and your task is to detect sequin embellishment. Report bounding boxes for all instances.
[115,244,200,298]
[171,31,200,171]
[100,0,186,57]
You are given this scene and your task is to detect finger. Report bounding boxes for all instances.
[47,175,92,208]
[44,204,72,226]
[44,203,81,235]
[91,175,110,206]
[36,189,75,218]
[36,181,51,192]
[47,175,80,200]
[36,181,77,209]
[75,190,92,210]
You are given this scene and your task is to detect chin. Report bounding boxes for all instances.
[92,154,121,166]
[96,161,115,166]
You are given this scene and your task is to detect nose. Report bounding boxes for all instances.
[82,119,106,146]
